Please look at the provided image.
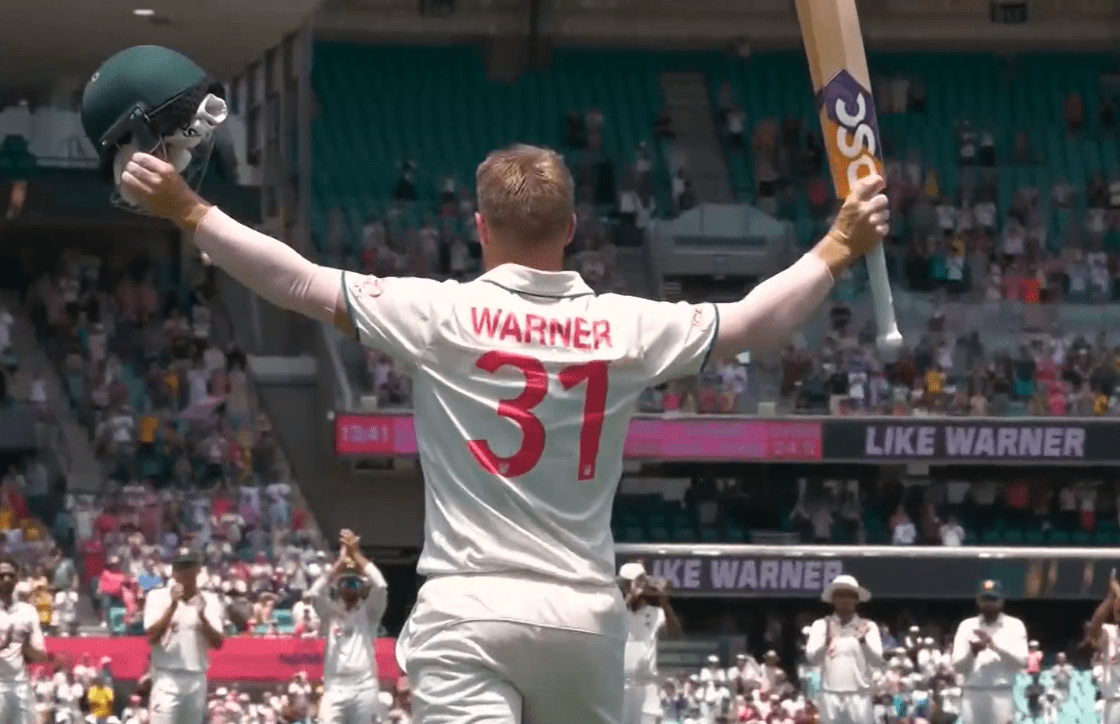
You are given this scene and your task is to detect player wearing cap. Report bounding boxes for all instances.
[143,547,225,724]
[307,529,388,724]
[619,562,681,724]
[804,575,883,724]
[1088,569,1120,724]
[950,579,1028,724]
[120,138,888,724]
[0,557,51,724]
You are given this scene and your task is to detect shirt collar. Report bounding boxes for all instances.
[477,263,594,299]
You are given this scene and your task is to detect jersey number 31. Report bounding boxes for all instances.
[468,351,608,481]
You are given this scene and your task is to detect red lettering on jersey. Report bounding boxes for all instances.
[499,313,523,343]
[573,318,591,350]
[524,314,547,345]
[548,318,571,347]
[470,308,612,350]
[471,308,501,338]
[592,320,612,350]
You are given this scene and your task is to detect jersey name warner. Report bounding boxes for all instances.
[471,307,613,350]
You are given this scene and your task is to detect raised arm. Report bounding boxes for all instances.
[709,175,890,360]
[121,152,445,361]
[341,529,388,630]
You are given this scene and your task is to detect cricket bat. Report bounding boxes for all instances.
[795,0,903,355]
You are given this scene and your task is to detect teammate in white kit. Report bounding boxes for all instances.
[308,529,389,724]
[804,575,883,724]
[950,579,1028,724]
[619,562,681,724]
[143,547,225,724]
[1089,569,1120,724]
[121,143,890,724]
[0,558,51,724]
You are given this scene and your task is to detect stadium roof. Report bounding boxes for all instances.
[0,0,319,85]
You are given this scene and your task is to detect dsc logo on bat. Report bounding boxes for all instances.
[818,69,882,198]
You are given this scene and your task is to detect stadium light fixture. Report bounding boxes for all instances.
[132,8,156,16]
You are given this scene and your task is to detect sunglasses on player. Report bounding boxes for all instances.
[338,577,363,591]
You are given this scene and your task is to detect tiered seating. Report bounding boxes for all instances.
[309,44,726,254]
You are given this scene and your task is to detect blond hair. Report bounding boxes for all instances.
[475,144,574,244]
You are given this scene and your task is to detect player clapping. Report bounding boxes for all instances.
[143,547,225,724]
[805,575,884,724]
[308,529,388,724]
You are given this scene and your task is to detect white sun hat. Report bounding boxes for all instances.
[821,574,871,603]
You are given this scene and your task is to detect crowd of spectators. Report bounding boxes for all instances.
[23,664,414,723]
[16,244,334,635]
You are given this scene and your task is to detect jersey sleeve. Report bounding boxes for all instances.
[626,297,719,386]
[26,607,44,650]
[142,589,165,630]
[340,272,449,366]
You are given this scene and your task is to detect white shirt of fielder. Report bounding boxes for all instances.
[306,562,388,685]
[0,600,43,681]
[950,613,1028,688]
[345,265,718,632]
[142,586,225,673]
[624,604,664,684]
[804,614,884,692]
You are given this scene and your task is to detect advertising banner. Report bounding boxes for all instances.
[37,637,401,683]
[335,413,822,462]
[615,551,1120,600]
[821,418,1118,463]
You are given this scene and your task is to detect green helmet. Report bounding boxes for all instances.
[80,45,227,209]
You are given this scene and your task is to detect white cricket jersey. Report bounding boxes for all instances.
[804,614,884,693]
[950,614,1028,689]
[0,600,42,681]
[343,265,717,587]
[307,562,387,685]
[143,587,224,674]
[623,604,665,684]
[1100,624,1120,699]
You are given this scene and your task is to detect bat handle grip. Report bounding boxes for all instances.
[865,243,903,358]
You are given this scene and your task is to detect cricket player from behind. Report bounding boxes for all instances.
[804,575,883,724]
[950,579,1028,724]
[119,143,889,724]
[1088,569,1120,724]
[308,529,389,724]
[0,557,51,724]
[143,547,225,724]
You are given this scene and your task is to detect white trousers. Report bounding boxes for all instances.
[404,620,624,724]
[1103,699,1120,724]
[0,681,34,724]
[960,689,1014,724]
[149,670,208,724]
[621,683,660,724]
[819,692,872,724]
[319,680,383,724]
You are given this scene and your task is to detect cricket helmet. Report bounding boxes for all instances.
[80,45,228,211]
